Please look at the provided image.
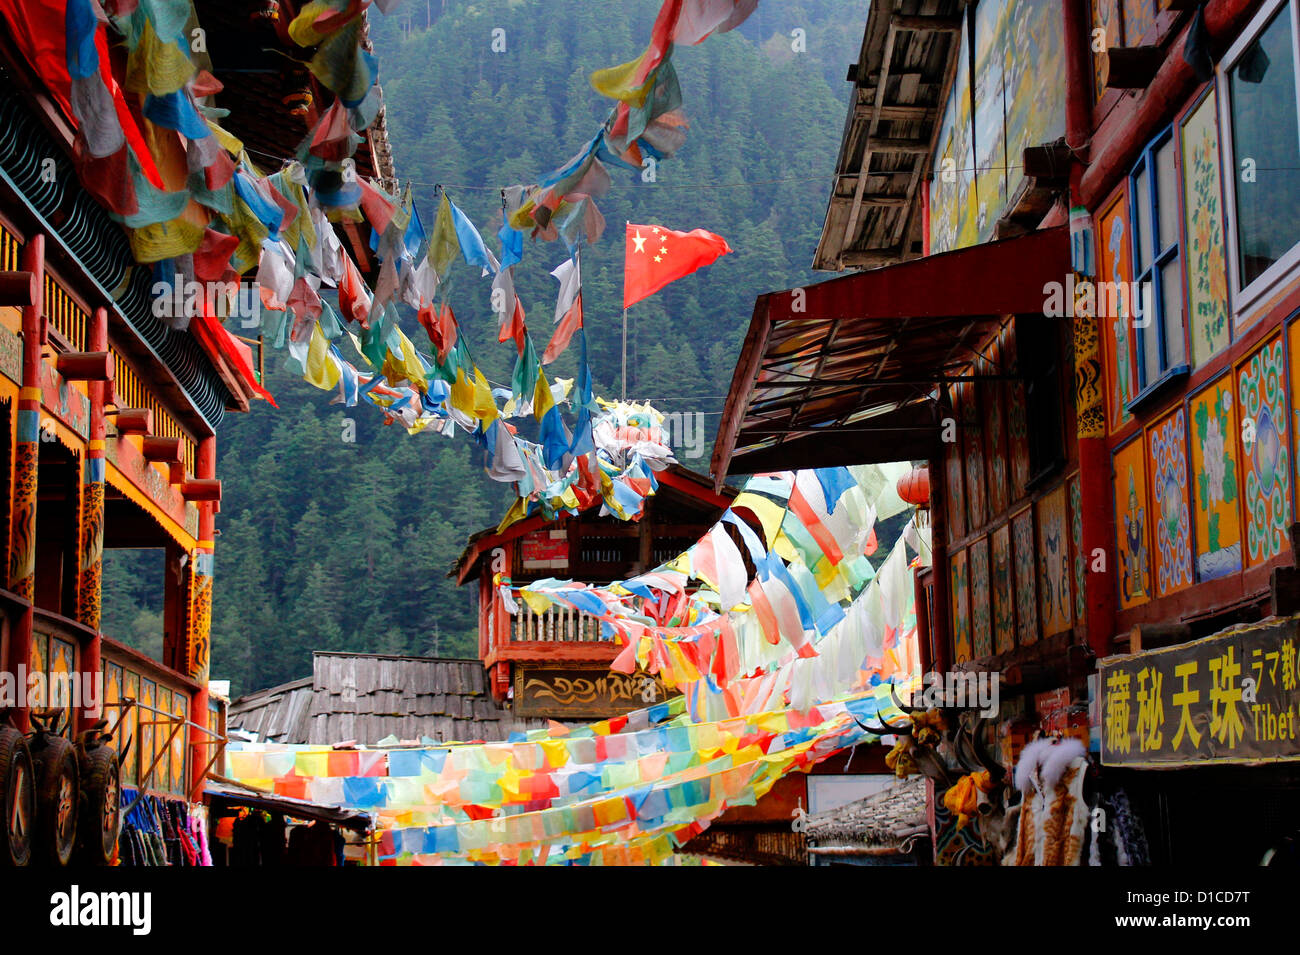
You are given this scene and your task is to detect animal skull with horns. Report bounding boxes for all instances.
[853,683,1018,863]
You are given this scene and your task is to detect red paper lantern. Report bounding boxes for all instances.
[897,466,930,506]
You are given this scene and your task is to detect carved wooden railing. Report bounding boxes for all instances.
[510,601,608,643]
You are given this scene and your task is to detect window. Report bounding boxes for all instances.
[1128,127,1188,398]
[1220,0,1300,308]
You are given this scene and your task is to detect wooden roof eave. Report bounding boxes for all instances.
[812,1,968,273]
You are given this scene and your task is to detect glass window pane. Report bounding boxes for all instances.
[1229,8,1300,287]
[1142,309,1161,385]
[1156,138,1179,250]
[1134,166,1152,273]
[1160,255,1186,367]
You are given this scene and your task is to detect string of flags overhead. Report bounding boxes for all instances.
[0,0,758,527]
[224,463,930,864]
[502,464,928,721]
[227,685,903,866]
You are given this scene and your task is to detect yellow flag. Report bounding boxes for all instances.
[520,590,552,615]
[497,497,529,533]
[732,492,786,548]
[304,322,341,390]
[473,367,498,423]
[589,52,657,106]
[449,366,475,414]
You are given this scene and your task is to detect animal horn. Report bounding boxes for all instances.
[953,724,984,773]
[890,681,925,714]
[852,713,913,737]
[969,715,1006,782]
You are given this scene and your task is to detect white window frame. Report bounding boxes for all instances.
[1217,0,1300,316]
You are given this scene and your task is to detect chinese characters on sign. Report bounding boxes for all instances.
[1100,620,1300,766]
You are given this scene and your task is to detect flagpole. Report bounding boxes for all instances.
[622,219,629,402]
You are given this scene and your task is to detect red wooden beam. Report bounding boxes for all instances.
[55,350,113,382]
[180,478,222,503]
[141,435,183,464]
[0,269,37,306]
[112,408,153,435]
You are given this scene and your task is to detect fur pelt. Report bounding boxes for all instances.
[1013,737,1086,794]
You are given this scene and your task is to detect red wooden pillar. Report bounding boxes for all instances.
[189,435,216,797]
[187,436,214,795]
[929,440,951,675]
[1064,0,1117,659]
[77,305,107,732]
[5,235,43,732]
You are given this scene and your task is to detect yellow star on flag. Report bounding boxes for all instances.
[632,230,647,253]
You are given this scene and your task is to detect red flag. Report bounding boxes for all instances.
[542,292,583,364]
[418,302,458,363]
[623,223,731,308]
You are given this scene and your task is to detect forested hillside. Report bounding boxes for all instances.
[104,1,867,696]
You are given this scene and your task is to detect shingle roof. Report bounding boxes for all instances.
[229,652,544,745]
[804,777,929,850]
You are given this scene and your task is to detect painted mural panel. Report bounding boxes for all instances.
[1002,0,1066,202]
[946,384,967,542]
[929,16,976,254]
[1091,0,1121,101]
[951,547,972,664]
[1004,328,1031,499]
[930,0,1066,246]
[139,679,155,789]
[1147,406,1194,596]
[1288,320,1300,542]
[1012,508,1039,646]
[102,663,122,749]
[1181,90,1231,367]
[1098,190,1136,432]
[983,345,1010,517]
[1238,335,1291,566]
[1189,375,1242,581]
[970,537,992,658]
[1037,486,1073,636]
[122,671,139,787]
[1070,475,1087,623]
[49,638,75,711]
[154,687,171,794]
[992,524,1015,655]
[28,632,46,686]
[963,382,988,531]
[1123,0,1157,43]
[171,694,187,795]
[1114,435,1152,609]
[975,0,1007,243]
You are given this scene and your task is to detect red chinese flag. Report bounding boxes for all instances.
[623,223,732,308]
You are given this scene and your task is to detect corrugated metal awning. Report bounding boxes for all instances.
[712,227,1070,482]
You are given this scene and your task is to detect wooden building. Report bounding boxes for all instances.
[0,0,393,865]
[454,464,734,716]
[714,0,1300,864]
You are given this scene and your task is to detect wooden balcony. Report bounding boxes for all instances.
[483,591,619,670]
[511,602,605,644]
